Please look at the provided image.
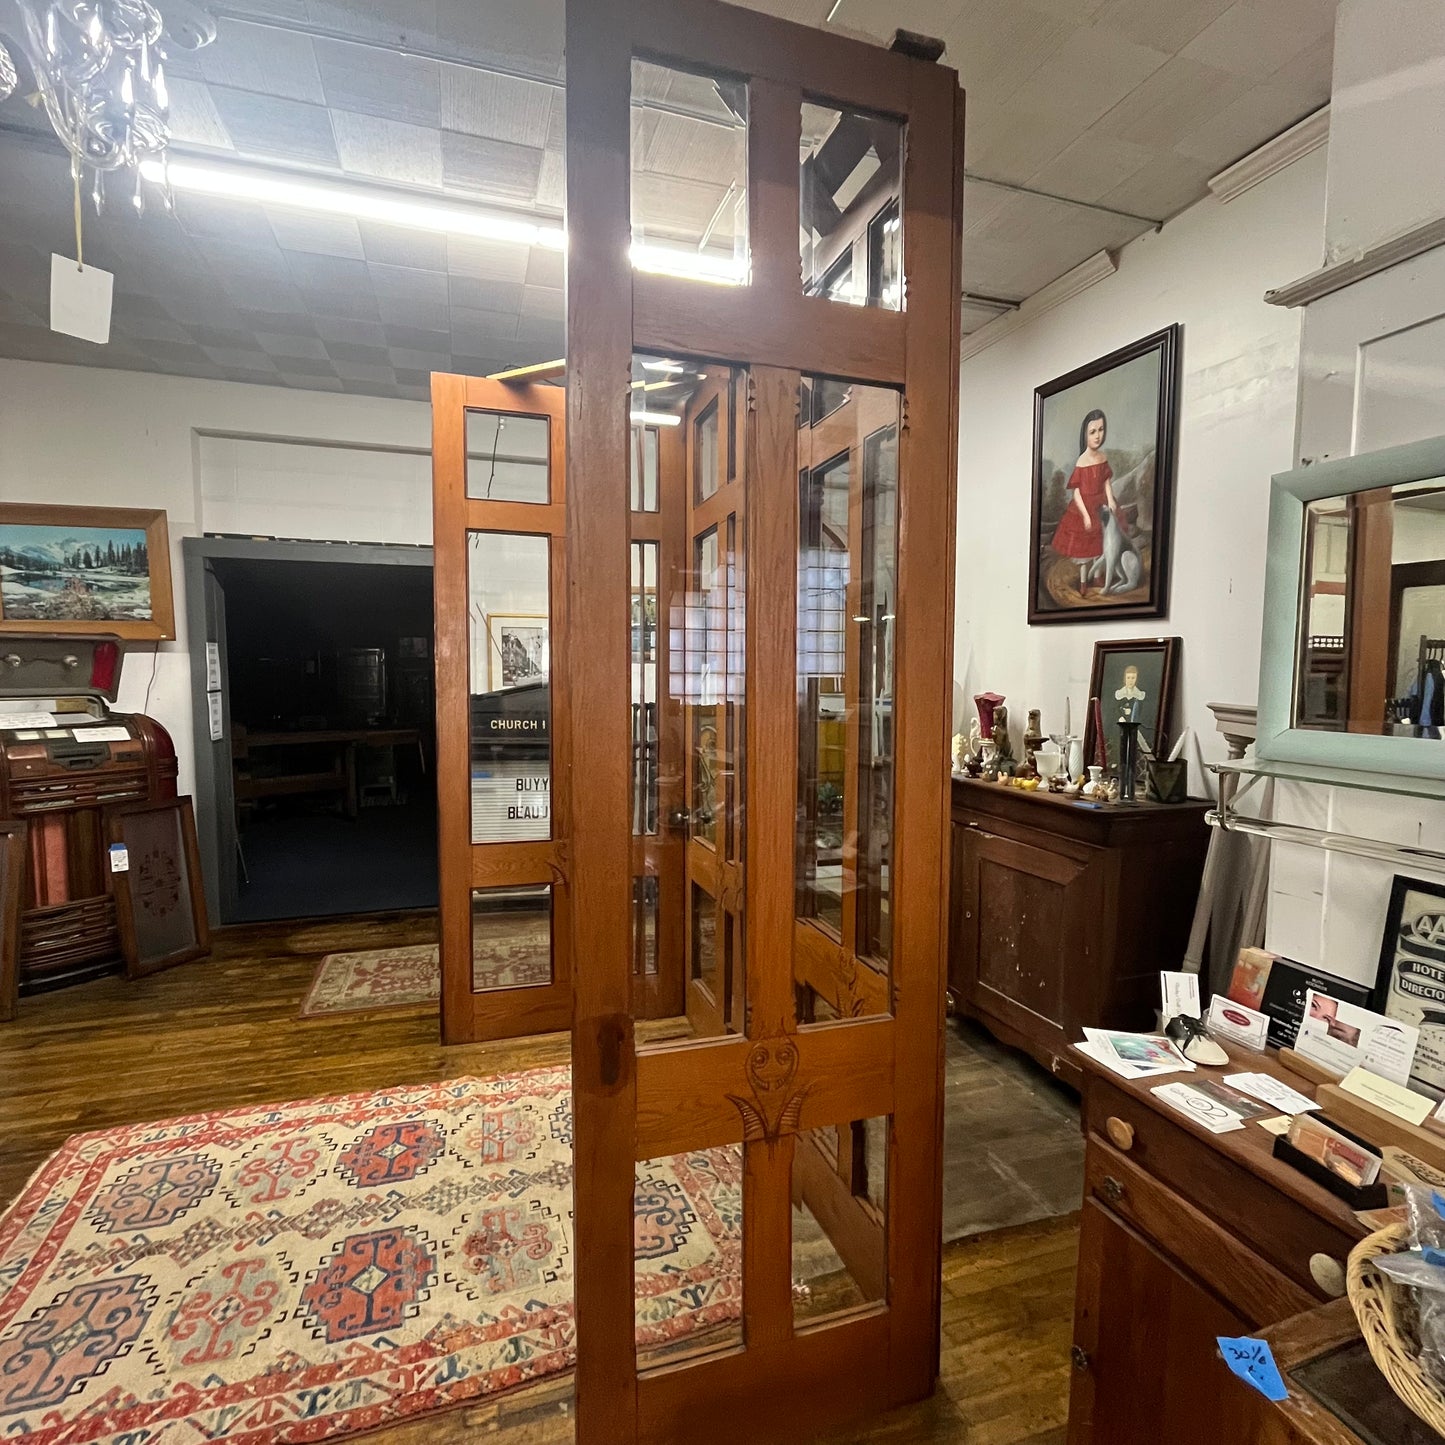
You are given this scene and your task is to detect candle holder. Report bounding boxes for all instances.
[1116,719,1141,802]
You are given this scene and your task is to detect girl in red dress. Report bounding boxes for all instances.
[1049,409,1121,592]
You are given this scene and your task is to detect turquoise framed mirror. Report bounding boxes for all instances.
[1259,434,1445,778]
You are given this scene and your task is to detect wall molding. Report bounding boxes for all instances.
[1265,213,1445,308]
[959,250,1118,361]
[1207,106,1331,205]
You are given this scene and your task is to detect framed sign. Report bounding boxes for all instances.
[1374,874,1445,1095]
[0,504,174,640]
[486,613,549,691]
[1028,325,1180,624]
[105,797,210,978]
[0,820,27,1022]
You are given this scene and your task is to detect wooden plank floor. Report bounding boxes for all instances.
[0,912,1078,1444]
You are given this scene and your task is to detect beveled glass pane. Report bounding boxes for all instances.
[792,1115,888,1325]
[470,883,552,992]
[631,59,748,285]
[468,531,551,843]
[801,102,903,310]
[692,527,724,847]
[632,540,660,835]
[466,411,550,503]
[632,874,659,980]
[635,1147,743,1366]
[796,380,901,1009]
[694,399,720,504]
[631,424,660,512]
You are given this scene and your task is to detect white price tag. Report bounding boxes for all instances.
[108,843,129,874]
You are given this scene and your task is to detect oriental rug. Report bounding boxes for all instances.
[0,1068,742,1444]
[299,936,551,1019]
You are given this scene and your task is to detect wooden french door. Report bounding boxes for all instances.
[565,2,963,1442]
[431,375,572,1044]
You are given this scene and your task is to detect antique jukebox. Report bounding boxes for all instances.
[0,639,178,992]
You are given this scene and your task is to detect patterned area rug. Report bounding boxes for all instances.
[0,1069,741,1443]
[300,938,551,1018]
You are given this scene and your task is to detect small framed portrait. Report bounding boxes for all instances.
[1373,874,1445,1096]
[486,614,549,691]
[1028,325,1181,624]
[1083,636,1180,775]
[0,504,174,640]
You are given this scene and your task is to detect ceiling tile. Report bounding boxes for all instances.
[1181,0,1338,82]
[236,310,322,337]
[1025,128,1156,203]
[384,323,452,350]
[278,370,344,390]
[1089,0,1235,55]
[440,131,544,202]
[327,341,390,363]
[535,148,565,210]
[440,68,556,148]
[284,249,372,292]
[199,19,324,103]
[314,36,441,127]
[448,275,525,313]
[520,284,563,321]
[1093,55,1252,151]
[209,87,340,167]
[358,221,449,270]
[331,109,443,186]
[376,296,451,330]
[166,77,237,151]
[525,247,565,288]
[306,0,441,49]
[1097,150,1217,219]
[368,262,449,304]
[203,345,280,370]
[334,359,398,384]
[314,316,387,346]
[941,0,1078,104]
[1173,85,1326,170]
[435,0,564,79]
[257,331,330,359]
[265,209,367,258]
[447,235,531,284]
[1009,26,1171,134]
[175,195,278,249]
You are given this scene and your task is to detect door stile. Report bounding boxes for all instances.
[563,1,640,1437]
[884,64,965,1402]
[740,363,801,1351]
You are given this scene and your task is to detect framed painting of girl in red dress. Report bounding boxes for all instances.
[1028,324,1181,624]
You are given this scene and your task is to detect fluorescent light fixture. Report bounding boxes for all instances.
[143,158,754,285]
[630,409,682,427]
[139,158,567,250]
[642,360,687,373]
[630,241,747,286]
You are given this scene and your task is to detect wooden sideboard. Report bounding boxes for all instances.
[949,777,1211,1085]
[1069,1042,1368,1445]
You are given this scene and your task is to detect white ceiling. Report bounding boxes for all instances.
[0,0,1338,398]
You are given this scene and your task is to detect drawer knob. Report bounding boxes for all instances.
[1105,1116,1135,1151]
[1071,1345,1091,1373]
[1101,1175,1125,1205]
[1310,1253,1347,1299]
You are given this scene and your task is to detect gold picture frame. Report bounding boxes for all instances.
[0,503,175,640]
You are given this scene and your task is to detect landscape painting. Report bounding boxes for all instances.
[1028,325,1180,624]
[0,506,174,639]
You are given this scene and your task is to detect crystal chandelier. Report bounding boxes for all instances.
[0,0,215,213]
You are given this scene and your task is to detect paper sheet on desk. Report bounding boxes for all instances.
[1076,1041,1192,1081]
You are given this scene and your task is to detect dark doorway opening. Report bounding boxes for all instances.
[213,554,436,923]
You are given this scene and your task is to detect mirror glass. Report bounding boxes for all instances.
[1295,477,1445,736]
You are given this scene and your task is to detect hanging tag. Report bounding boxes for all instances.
[108,843,130,874]
[51,254,114,344]
[1217,1337,1287,1402]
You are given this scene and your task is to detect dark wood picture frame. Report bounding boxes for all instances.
[105,797,210,978]
[1372,873,1445,1097]
[1083,636,1181,775]
[0,819,27,1022]
[0,503,175,640]
[1028,324,1181,625]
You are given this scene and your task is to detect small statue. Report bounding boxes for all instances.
[991,704,1016,776]
[1024,708,1045,770]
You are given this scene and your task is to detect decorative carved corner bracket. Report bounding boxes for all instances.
[726,1035,811,1146]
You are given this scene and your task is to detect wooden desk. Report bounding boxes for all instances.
[1068,1041,1367,1445]
[950,778,1210,1086]
[233,728,423,817]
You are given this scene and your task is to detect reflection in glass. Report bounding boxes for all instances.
[635,1147,742,1365]
[801,102,903,309]
[468,532,551,843]
[796,381,900,1010]
[692,528,724,846]
[791,1116,888,1324]
[1294,479,1445,737]
[632,875,659,983]
[632,541,660,834]
[631,424,660,512]
[465,411,550,503]
[631,59,748,285]
[470,883,552,993]
[694,399,720,504]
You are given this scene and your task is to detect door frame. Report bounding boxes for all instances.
[181,536,434,926]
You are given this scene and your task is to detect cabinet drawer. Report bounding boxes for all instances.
[1085,1140,1318,1327]
[1084,1077,1357,1300]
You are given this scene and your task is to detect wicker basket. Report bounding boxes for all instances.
[1347,1222,1445,1434]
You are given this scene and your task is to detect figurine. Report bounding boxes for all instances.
[991,703,1016,775]
[951,732,967,773]
[974,692,1005,742]
[1024,709,1045,770]
[1081,765,1107,800]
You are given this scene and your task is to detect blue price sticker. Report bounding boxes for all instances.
[1218,1336,1287,1402]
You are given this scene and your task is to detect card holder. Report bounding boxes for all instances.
[1272,1115,1389,1211]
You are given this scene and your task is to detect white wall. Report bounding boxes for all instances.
[954,146,1328,783]
[0,360,431,795]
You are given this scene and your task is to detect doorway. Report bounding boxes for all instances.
[182,538,435,925]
